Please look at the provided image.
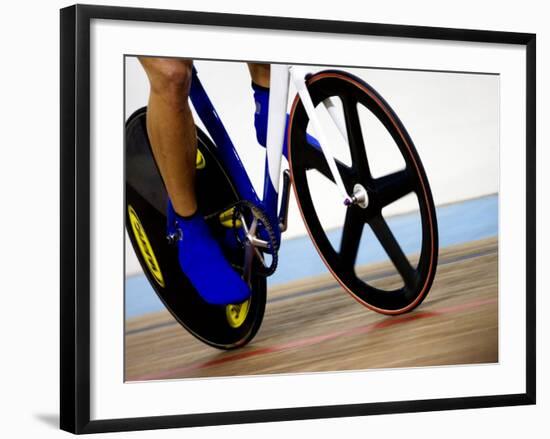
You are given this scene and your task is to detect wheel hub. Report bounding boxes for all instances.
[351,183,369,209]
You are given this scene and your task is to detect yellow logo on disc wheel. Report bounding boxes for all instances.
[196,149,206,169]
[128,205,165,288]
[226,300,250,328]
[218,207,242,229]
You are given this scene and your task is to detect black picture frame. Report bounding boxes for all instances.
[60,4,536,434]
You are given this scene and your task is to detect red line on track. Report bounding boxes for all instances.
[130,297,497,381]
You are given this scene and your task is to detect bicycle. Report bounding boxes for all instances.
[125,62,439,350]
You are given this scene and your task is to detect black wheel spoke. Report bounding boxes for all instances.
[339,207,365,270]
[369,215,417,288]
[374,168,414,207]
[300,139,356,191]
[342,97,371,179]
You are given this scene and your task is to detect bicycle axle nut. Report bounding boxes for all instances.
[346,184,369,209]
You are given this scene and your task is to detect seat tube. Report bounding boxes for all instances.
[263,64,290,223]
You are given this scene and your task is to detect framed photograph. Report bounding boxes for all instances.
[60,4,536,434]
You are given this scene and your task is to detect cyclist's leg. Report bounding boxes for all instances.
[247,63,271,147]
[139,57,197,217]
[247,62,319,154]
[248,63,270,87]
[139,57,250,305]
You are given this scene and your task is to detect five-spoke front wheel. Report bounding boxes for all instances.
[288,70,438,315]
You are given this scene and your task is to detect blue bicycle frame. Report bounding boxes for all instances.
[189,67,285,245]
[189,64,359,250]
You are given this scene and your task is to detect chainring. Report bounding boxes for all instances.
[230,200,279,277]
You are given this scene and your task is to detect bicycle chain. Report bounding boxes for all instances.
[231,200,279,277]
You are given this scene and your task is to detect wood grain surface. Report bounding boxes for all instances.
[125,237,498,381]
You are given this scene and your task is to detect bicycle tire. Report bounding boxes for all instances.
[288,70,438,315]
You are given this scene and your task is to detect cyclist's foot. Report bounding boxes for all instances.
[252,81,320,157]
[167,200,251,306]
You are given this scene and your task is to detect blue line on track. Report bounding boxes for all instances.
[125,194,498,319]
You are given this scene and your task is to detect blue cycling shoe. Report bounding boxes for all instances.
[167,200,251,306]
[252,81,320,156]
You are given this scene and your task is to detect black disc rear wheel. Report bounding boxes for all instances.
[288,70,438,315]
[126,106,266,349]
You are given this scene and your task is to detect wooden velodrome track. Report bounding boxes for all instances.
[125,237,498,381]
